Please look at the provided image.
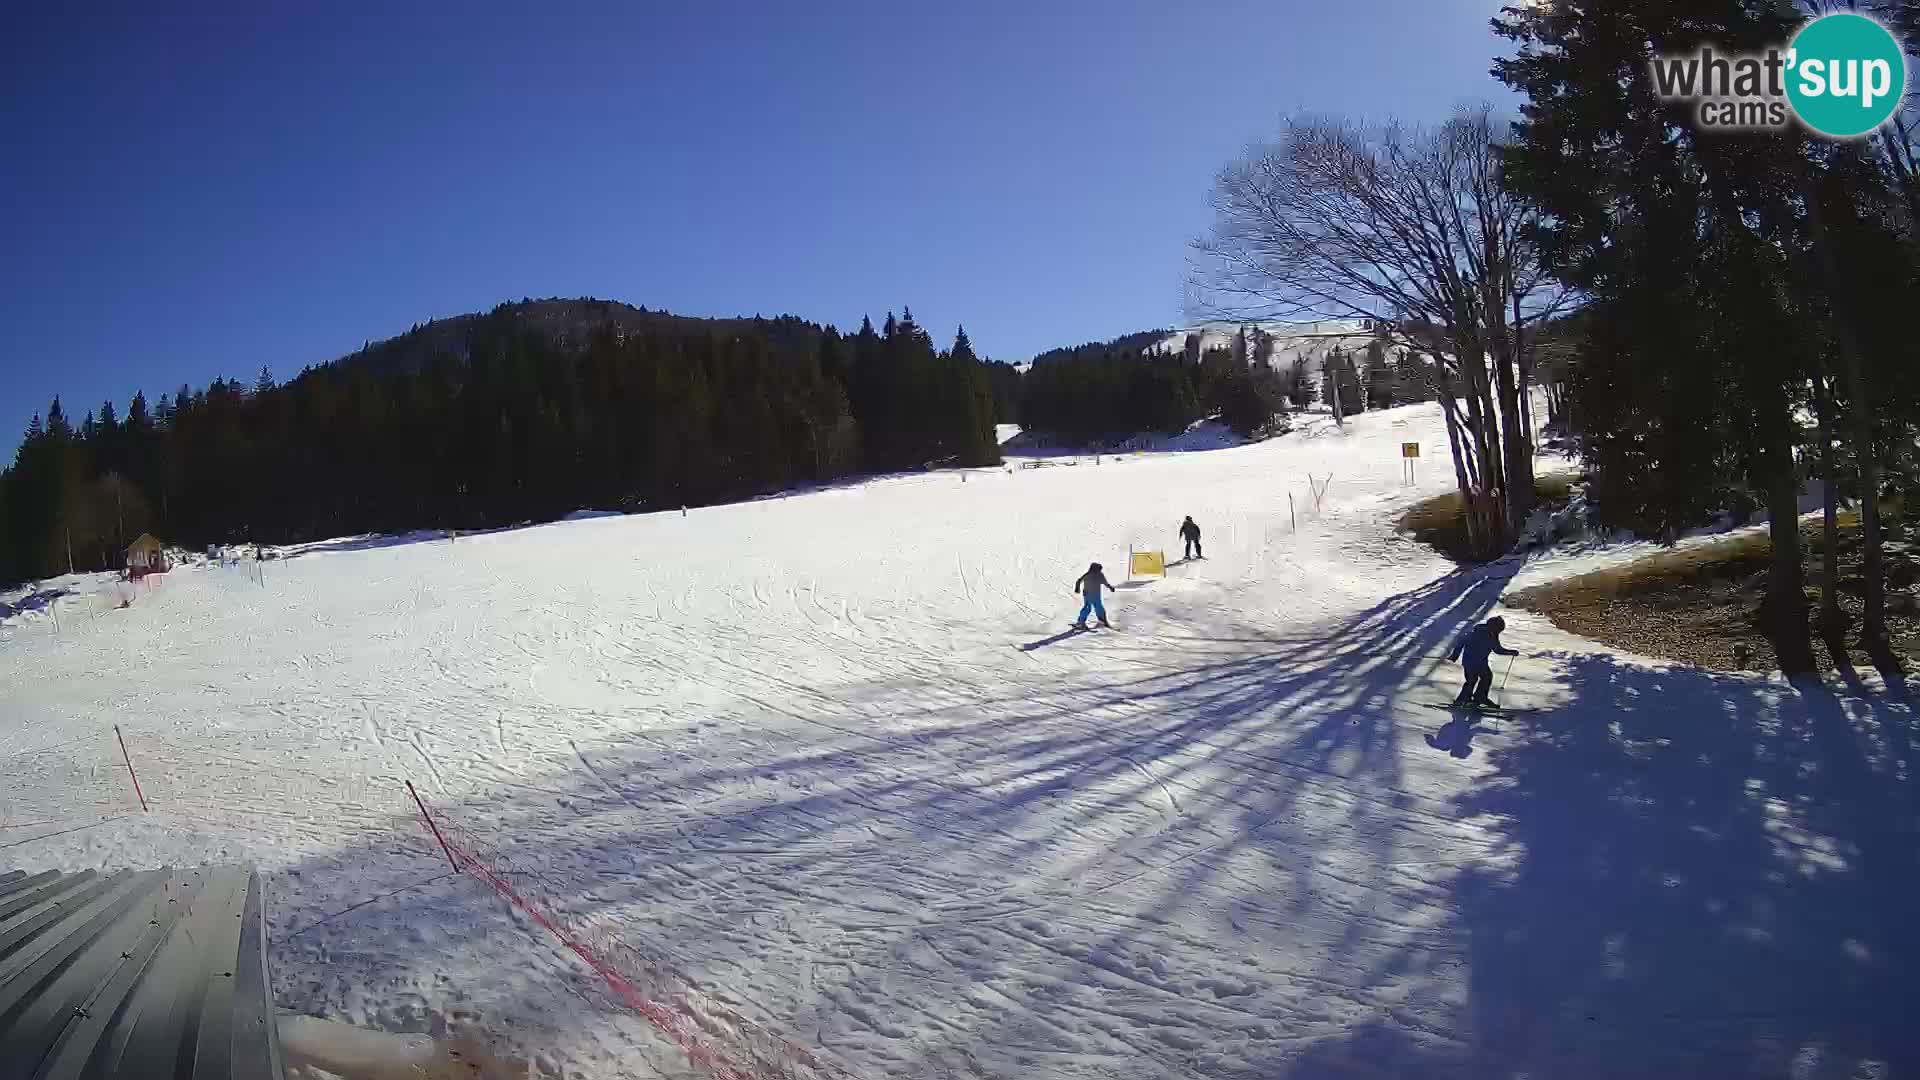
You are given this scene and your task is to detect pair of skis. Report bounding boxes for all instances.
[1420,702,1527,716]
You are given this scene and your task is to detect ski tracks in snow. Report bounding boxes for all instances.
[0,402,1581,1080]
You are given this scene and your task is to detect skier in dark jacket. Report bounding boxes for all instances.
[1448,616,1518,708]
[1072,562,1114,629]
[1179,516,1202,560]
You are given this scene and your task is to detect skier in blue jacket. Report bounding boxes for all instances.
[1072,562,1115,629]
[1448,616,1518,708]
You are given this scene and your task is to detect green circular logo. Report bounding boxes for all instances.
[1786,13,1906,138]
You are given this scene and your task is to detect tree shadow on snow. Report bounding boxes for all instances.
[0,585,72,620]
[1264,655,1920,1080]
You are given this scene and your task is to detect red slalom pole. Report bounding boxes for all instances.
[114,725,148,812]
[406,780,460,873]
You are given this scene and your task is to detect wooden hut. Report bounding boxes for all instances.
[126,533,168,579]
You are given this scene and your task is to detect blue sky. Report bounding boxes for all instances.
[1,2,1511,447]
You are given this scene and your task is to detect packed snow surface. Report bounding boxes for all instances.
[4,400,1914,1079]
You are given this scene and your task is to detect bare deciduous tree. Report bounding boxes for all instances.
[1190,105,1572,557]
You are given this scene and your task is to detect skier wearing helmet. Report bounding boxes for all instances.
[1071,562,1115,630]
[1447,615,1518,708]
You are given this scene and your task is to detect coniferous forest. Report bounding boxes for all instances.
[0,300,1005,582]
[1021,343,1281,443]
[1020,329,1438,445]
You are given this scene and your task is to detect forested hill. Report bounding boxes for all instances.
[338,298,828,379]
[0,300,1005,583]
[1026,329,1172,367]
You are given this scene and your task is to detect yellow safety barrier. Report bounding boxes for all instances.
[1128,550,1166,579]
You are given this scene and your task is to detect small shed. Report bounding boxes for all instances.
[126,534,168,578]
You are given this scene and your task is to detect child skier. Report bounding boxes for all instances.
[1072,562,1115,629]
[1179,516,1202,560]
[1447,615,1518,708]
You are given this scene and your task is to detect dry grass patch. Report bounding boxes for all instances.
[1399,471,1584,564]
[1508,505,1919,672]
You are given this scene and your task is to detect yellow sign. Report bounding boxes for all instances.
[1129,550,1166,578]
[1401,442,1421,459]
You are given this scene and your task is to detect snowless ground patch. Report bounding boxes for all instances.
[3,399,1917,1079]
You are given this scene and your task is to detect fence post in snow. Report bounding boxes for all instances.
[115,725,149,812]
[407,780,461,873]
[1309,473,1334,513]
[1289,493,1297,534]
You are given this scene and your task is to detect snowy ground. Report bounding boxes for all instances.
[4,400,1917,1079]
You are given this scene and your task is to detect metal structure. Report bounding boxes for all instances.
[0,865,284,1080]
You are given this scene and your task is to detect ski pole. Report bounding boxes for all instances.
[1495,653,1517,708]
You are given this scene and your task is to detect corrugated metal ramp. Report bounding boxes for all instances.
[0,865,285,1080]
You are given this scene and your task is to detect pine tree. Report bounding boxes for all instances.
[950,325,978,365]
[1321,348,1364,418]
[898,307,933,352]
[1285,358,1312,409]
[815,328,849,387]
[983,361,1023,425]
[1494,0,1819,673]
[1364,342,1394,409]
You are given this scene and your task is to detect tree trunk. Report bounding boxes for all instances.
[1329,348,1344,428]
[1804,186,1901,677]
[1493,343,1533,532]
[1844,367,1896,675]
[1814,371,1853,673]
[1518,349,1535,452]
[1440,392,1483,552]
[1487,294,1535,535]
[1459,355,1504,505]
[1754,387,1818,676]
[1689,156,1818,676]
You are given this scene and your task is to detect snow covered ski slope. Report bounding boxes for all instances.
[3,401,1915,1079]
